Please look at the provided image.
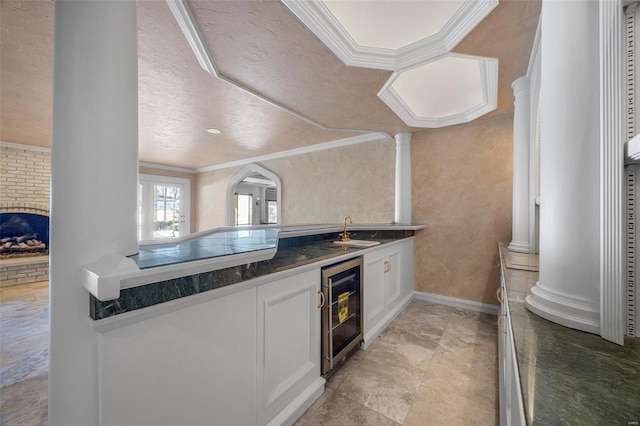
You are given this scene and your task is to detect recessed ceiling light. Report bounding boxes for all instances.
[206,128,221,134]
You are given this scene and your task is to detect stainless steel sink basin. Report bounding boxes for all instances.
[333,240,381,248]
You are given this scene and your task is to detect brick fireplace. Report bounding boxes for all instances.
[0,143,51,286]
[0,203,49,286]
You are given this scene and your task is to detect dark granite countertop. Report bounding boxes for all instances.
[91,229,414,320]
[499,243,640,425]
[131,223,425,269]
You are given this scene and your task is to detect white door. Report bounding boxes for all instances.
[138,175,190,241]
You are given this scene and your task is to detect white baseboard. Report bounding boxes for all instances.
[413,291,499,315]
[269,377,325,426]
[363,292,413,349]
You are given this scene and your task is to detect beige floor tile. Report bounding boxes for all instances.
[294,388,335,425]
[301,301,499,425]
[403,385,498,426]
[399,300,457,318]
[0,373,48,426]
[384,313,450,351]
[301,391,400,426]
[436,330,498,369]
[336,357,423,424]
[364,330,436,377]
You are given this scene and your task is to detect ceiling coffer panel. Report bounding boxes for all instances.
[280,0,498,71]
[378,54,499,128]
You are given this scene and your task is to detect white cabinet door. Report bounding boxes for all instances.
[363,239,414,346]
[257,269,321,425]
[384,247,402,309]
[498,269,526,426]
[99,288,258,426]
[364,250,386,333]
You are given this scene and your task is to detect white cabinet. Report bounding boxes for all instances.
[363,238,414,347]
[99,287,259,426]
[257,269,323,425]
[98,269,325,426]
[498,270,526,426]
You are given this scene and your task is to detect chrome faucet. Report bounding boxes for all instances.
[340,216,352,241]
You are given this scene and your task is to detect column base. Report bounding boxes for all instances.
[525,282,600,334]
[508,240,530,253]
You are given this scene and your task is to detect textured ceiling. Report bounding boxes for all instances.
[0,0,540,170]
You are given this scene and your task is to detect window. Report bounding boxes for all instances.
[138,174,190,241]
[267,200,278,224]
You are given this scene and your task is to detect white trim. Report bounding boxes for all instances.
[0,141,51,153]
[362,292,413,349]
[138,162,195,174]
[138,174,191,242]
[378,54,498,129]
[265,377,325,426]
[413,291,499,315]
[526,17,541,79]
[525,283,600,334]
[165,0,375,137]
[600,0,625,344]
[225,164,282,226]
[280,0,497,71]
[507,241,530,253]
[195,132,389,173]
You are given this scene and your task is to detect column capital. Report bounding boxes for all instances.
[511,76,530,99]
[394,133,412,146]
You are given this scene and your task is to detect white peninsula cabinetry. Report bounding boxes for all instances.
[363,238,414,347]
[257,269,323,425]
[98,269,323,426]
[96,237,415,425]
[498,265,526,426]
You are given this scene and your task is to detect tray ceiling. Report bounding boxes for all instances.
[0,0,540,170]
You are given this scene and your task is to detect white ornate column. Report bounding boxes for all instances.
[599,0,624,344]
[49,1,139,424]
[394,133,412,224]
[525,0,601,334]
[509,76,531,253]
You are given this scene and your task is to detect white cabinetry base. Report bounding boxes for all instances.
[363,292,413,349]
[266,377,325,426]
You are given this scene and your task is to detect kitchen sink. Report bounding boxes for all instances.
[333,240,381,248]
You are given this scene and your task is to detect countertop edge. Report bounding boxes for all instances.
[91,236,415,332]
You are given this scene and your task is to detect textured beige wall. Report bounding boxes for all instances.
[412,114,513,305]
[195,138,396,230]
[139,166,197,233]
[195,167,239,230]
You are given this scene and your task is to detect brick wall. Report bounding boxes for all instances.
[0,258,49,287]
[0,144,51,286]
[0,144,51,206]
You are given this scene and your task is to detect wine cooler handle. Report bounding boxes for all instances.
[317,289,325,309]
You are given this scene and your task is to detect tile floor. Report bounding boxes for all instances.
[0,283,498,426]
[0,281,49,426]
[296,300,499,426]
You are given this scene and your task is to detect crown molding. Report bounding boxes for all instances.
[138,162,196,174]
[526,16,541,79]
[196,132,390,173]
[378,54,498,128]
[166,0,373,136]
[280,0,497,71]
[0,141,51,153]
